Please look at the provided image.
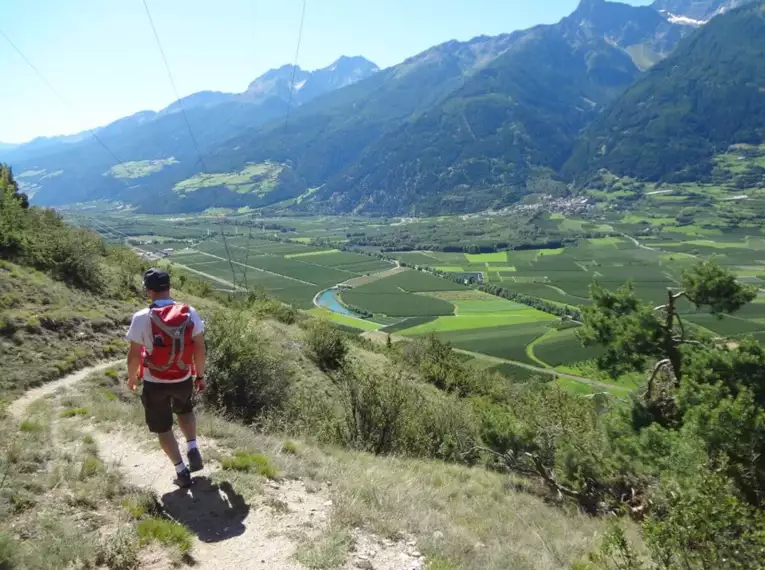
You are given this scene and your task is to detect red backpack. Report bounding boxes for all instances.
[141,302,196,381]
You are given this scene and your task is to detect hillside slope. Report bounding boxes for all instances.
[6,57,378,209]
[214,0,697,216]
[565,1,765,183]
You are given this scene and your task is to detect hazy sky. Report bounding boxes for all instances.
[0,0,651,144]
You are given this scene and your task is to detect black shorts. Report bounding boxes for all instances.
[140,379,195,433]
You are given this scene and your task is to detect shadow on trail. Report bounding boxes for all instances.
[161,476,250,543]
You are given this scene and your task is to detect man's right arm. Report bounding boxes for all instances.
[125,312,145,391]
[127,342,142,391]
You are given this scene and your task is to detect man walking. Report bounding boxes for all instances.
[126,268,206,487]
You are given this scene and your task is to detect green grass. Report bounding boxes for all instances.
[59,407,88,418]
[106,158,178,179]
[19,420,44,433]
[173,162,284,195]
[531,328,605,368]
[587,237,623,246]
[400,310,555,336]
[433,322,553,364]
[307,308,381,331]
[380,316,438,334]
[453,298,529,314]
[285,249,340,258]
[136,518,193,554]
[221,450,279,479]
[341,291,455,317]
[464,251,508,263]
[683,313,765,337]
[341,271,465,317]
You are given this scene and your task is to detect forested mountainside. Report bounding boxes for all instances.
[3,0,761,215]
[565,1,765,183]
[3,57,378,208]
[207,0,700,216]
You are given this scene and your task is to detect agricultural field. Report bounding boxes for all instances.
[167,236,397,309]
[68,200,765,395]
[173,162,284,195]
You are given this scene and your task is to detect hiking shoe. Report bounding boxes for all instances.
[174,467,193,488]
[187,448,204,473]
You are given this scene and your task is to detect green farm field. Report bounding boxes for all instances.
[76,205,765,394]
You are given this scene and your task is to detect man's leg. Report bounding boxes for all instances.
[177,411,196,443]
[157,430,183,465]
[142,382,191,487]
[174,379,203,472]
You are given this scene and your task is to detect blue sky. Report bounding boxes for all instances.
[0,0,651,144]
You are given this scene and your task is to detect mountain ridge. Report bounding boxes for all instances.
[5,0,762,216]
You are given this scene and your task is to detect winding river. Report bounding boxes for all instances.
[315,288,367,318]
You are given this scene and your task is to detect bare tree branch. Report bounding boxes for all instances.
[646,358,672,399]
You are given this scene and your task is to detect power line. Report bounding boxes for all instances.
[284,0,308,131]
[141,0,239,289]
[141,0,208,171]
[0,27,141,179]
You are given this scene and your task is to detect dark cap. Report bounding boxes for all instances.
[143,268,171,292]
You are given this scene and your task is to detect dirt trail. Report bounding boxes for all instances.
[9,360,123,419]
[11,363,425,570]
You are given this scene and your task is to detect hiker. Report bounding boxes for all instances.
[126,268,206,488]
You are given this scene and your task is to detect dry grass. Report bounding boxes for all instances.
[0,262,136,397]
[78,367,621,570]
[295,527,355,569]
[0,389,186,569]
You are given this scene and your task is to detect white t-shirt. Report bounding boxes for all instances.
[126,299,205,383]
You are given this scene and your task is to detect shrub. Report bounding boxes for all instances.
[281,440,300,455]
[0,532,17,570]
[136,518,193,554]
[305,320,348,371]
[79,456,104,479]
[204,309,288,423]
[245,290,297,324]
[96,529,139,570]
[336,365,411,455]
[334,365,479,461]
[643,468,765,570]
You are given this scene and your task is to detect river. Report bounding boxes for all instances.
[315,288,366,318]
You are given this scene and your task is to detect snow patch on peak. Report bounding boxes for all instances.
[293,79,307,91]
[659,9,707,26]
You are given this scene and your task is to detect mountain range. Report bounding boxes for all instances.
[2,0,761,216]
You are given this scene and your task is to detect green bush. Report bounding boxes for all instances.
[204,309,288,423]
[334,365,479,461]
[336,365,412,455]
[245,290,298,324]
[643,467,765,570]
[305,319,348,371]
